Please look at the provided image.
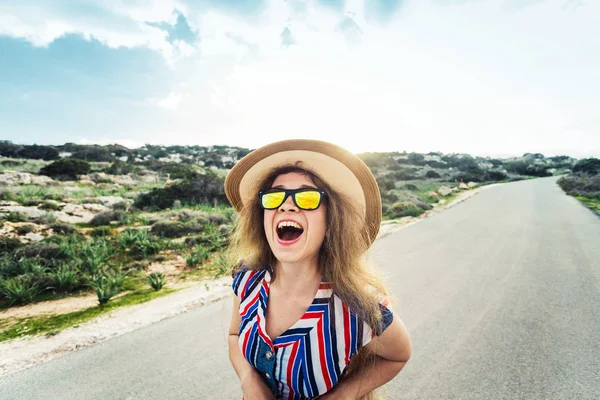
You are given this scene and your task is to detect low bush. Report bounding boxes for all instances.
[150,219,208,238]
[0,276,44,306]
[16,224,34,235]
[386,201,425,219]
[454,171,486,183]
[90,211,124,226]
[117,228,166,258]
[48,264,80,292]
[390,169,418,181]
[380,190,399,205]
[14,242,63,261]
[49,223,78,235]
[376,177,396,191]
[147,272,166,291]
[134,171,227,211]
[40,158,91,181]
[71,146,113,162]
[39,201,62,211]
[0,237,23,255]
[104,160,135,175]
[90,272,124,306]
[558,174,600,196]
[91,226,113,237]
[485,170,508,181]
[16,144,60,161]
[425,170,441,179]
[186,246,209,267]
[184,225,227,251]
[573,158,600,175]
[1,160,24,167]
[402,184,418,191]
[5,212,27,223]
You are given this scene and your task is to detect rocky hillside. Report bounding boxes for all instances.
[0,140,581,312]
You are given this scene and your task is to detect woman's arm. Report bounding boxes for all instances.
[228,294,277,400]
[320,312,412,399]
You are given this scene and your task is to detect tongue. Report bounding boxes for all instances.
[281,229,301,241]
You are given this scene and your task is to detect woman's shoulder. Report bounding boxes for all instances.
[331,286,394,342]
[231,264,267,300]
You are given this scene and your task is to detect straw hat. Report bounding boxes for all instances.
[224,139,382,246]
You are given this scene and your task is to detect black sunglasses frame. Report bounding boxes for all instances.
[258,188,326,210]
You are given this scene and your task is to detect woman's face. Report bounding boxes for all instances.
[263,172,327,266]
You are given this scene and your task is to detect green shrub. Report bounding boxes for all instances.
[39,202,62,211]
[573,158,600,175]
[376,177,396,191]
[16,224,34,235]
[0,141,22,158]
[90,211,124,227]
[33,212,57,225]
[558,174,600,195]
[40,158,91,181]
[485,170,508,181]
[89,273,123,306]
[117,228,165,258]
[134,171,227,211]
[50,223,78,235]
[0,276,44,306]
[390,169,418,181]
[78,238,115,275]
[48,264,80,292]
[186,246,209,267]
[207,213,228,225]
[151,221,188,238]
[22,199,41,207]
[0,237,23,255]
[387,201,425,219]
[16,144,60,161]
[1,159,24,167]
[15,242,62,261]
[104,160,135,175]
[5,211,27,223]
[91,226,113,237]
[184,224,227,251]
[71,146,113,162]
[147,272,166,291]
[425,170,441,179]
[402,184,418,191]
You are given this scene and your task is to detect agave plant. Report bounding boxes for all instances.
[89,270,126,307]
[0,276,43,306]
[147,272,166,291]
[48,264,79,292]
[186,246,209,267]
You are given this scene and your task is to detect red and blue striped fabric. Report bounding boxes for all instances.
[232,267,394,399]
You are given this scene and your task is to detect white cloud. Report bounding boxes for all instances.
[157,92,184,110]
[0,0,194,63]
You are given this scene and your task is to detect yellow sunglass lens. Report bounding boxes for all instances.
[262,192,286,209]
[295,191,321,209]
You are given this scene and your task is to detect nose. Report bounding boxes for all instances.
[278,193,298,212]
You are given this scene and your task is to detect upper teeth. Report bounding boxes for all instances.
[278,221,302,230]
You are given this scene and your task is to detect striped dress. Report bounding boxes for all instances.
[232,267,394,400]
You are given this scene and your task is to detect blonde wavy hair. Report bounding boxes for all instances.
[228,163,392,400]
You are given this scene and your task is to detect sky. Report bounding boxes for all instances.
[0,0,598,159]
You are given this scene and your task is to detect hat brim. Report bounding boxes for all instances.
[224,139,382,246]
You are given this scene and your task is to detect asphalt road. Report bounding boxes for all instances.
[1,177,599,400]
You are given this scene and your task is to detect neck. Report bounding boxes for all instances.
[271,257,321,296]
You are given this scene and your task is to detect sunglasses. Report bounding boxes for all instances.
[259,188,326,210]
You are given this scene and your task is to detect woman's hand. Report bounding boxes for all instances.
[241,370,277,400]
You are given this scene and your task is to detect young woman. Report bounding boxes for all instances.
[225,139,412,399]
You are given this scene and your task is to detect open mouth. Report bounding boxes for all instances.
[276,221,304,242]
